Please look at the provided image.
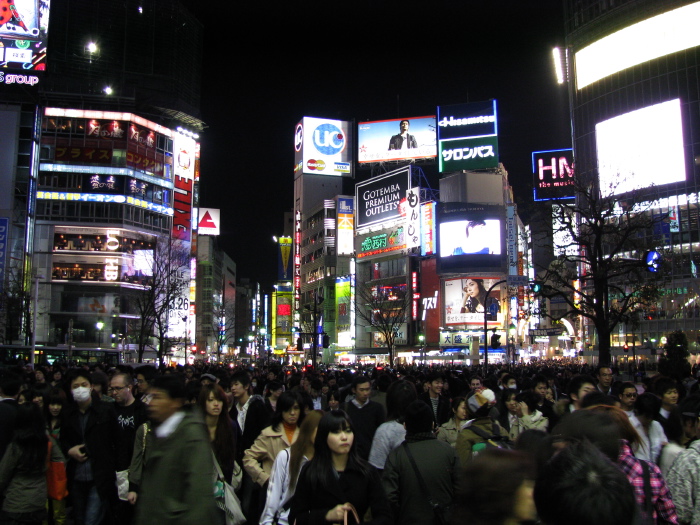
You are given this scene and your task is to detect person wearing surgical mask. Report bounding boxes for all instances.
[61,369,119,525]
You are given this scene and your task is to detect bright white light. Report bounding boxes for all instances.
[103,86,113,95]
[86,42,98,54]
[576,1,700,89]
[596,99,686,196]
[552,47,565,84]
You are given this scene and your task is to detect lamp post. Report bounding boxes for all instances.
[418,334,425,364]
[483,279,507,371]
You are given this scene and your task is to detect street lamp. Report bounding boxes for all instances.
[96,320,104,348]
[418,334,425,364]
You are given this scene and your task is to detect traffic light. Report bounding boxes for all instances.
[322,334,330,348]
[623,343,629,351]
[530,281,543,293]
[490,333,501,349]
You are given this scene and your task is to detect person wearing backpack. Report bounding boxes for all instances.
[455,388,509,465]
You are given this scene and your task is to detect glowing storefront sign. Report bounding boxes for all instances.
[104,258,119,281]
[36,191,173,215]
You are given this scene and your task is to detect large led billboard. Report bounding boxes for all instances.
[532,149,575,201]
[596,99,686,196]
[437,202,505,274]
[355,166,411,230]
[294,117,352,177]
[437,101,499,172]
[337,198,354,255]
[444,277,502,326]
[173,133,196,181]
[575,2,700,90]
[357,116,436,163]
[0,0,50,88]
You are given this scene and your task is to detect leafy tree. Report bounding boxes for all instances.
[534,180,668,365]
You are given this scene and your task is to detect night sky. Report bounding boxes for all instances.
[197,1,570,289]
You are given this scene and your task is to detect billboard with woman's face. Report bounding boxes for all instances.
[444,277,502,326]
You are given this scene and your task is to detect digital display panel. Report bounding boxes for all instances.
[294,117,353,177]
[444,277,503,326]
[532,149,575,201]
[575,2,700,90]
[0,0,50,87]
[596,99,686,196]
[357,116,436,163]
[437,101,499,172]
[437,202,505,274]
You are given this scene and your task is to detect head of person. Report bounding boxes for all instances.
[34,368,46,384]
[533,375,549,402]
[12,403,48,471]
[465,220,487,239]
[680,394,700,441]
[399,119,409,132]
[66,369,93,405]
[90,370,109,397]
[351,375,371,405]
[289,410,324,492]
[230,370,252,402]
[425,372,444,398]
[501,374,518,391]
[310,379,323,398]
[617,382,638,411]
[464,278,486,299]
[552,410,621,461]
[516,390,540,415]
[147,375,186,424]
[272,391,304,431]
[327,389,341,411]
[109,372,134,406]
[404,400,434,435]
[134,365,157,395]
[595,364,613,390]
[469,375,483,392]
[634,392,662,428]
[385,379,417,422]
[654,376,679,408]
[198,383,229,419]
[454,449,537,525]
[586,404,641,449]
[200,373,217,387]
[266,380,283,399]
[579,391,619,410]
[52,369,62,384]
[535,440,636,525]
[567,374,597,409]
[500,388,519,416]
[185,379,202,405]
[451,396,468,422]
[45,387,66,421]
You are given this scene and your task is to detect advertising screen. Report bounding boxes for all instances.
[0,0,50,88]
[173,133,196,181]
[337,197,354,255]
[444,277,502,326]
[532,149,575,201]
[575,2,700,90]
[355,166,411,230]
[357,116,436,163]
[437,202,505,273]
[437,101,499,172]
[596,99,686,196]
[294,117,352,177]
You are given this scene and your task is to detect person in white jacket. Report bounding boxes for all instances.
[260,411,323,525]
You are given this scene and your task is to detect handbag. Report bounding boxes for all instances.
[231,460,242,492]
[402,443,450,525]
[46,439,68,501]
[293,503,360,525]
[213,452,246,525]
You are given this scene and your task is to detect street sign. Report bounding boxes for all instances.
[507,275,529,286]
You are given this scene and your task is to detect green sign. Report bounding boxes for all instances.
[439,135,499,172]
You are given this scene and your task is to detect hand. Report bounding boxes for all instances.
[518,401,530,416]
[127,492,138,505]
[68,444,88,463]
[325,503,353,523]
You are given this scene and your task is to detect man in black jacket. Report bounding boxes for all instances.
[344,375,385,461]
[419,372,451,427]
[383,401,459,524]
[61,369,119,525]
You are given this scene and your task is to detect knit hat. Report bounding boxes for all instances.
[468,388,496,416]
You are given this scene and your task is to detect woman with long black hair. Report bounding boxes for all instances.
[290,410,392,525]
[198,383,238,482]
[0,404,64,525]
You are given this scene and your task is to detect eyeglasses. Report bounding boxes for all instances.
[108,386,127,392]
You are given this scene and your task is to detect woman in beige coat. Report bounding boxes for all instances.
[244,391,303,487]
[437,396,468,447]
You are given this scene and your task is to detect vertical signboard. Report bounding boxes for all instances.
[337,198,354,255]
[421,201,436,256]
[336,277,351,346]
[173,133,196,181]
[405,188,420,250]
[437,100,499,173]
[0,107,19,211]
[277,236,292,281]
[506,204,517,275]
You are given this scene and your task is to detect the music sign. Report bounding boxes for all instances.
[532,149,575,201]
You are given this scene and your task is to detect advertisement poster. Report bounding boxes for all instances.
[444,277,501,326]
[358,116,436,163]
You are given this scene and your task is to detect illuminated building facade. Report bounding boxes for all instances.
[565,0,700,357]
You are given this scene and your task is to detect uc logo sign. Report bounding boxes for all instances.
[313,123,345,156]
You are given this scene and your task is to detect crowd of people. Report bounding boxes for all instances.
[1,358,700,525]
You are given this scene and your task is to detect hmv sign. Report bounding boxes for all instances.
[532,149,575,201]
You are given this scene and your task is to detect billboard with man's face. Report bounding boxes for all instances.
[357,116,436,163]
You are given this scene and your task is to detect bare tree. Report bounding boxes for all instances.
[128,236,190,363]
[354,280,411,365]
[534,179,668,364]
[211,292,236,362]
[0,259,30,345]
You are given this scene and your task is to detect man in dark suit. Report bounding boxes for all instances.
[388,120,418,150]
